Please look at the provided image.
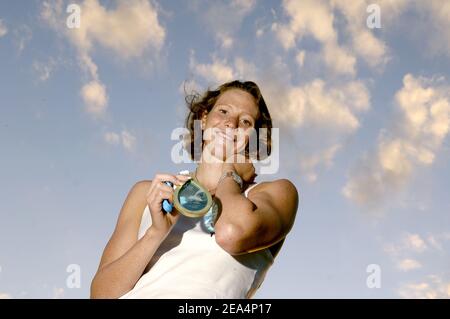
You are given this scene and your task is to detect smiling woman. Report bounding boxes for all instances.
[90,80,299,299]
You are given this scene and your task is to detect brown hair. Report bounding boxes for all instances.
[184,80,272,161]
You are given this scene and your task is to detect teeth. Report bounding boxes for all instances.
[219,131,233,141]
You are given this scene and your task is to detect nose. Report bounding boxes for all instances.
[224,118,237,129]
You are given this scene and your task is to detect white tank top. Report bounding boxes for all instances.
[119,181,274,299]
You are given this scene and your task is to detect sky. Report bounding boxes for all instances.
[0,0,449,299]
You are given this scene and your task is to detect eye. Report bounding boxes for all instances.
[241,119,252,126]
[219,109,227,114]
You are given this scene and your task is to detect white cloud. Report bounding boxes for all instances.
[189,53,369,129]
[322,42,356,75]
[104,132,121,145]
[416,0,450,58]
[427,235,442,251]
[121,130,137,152]
[343,74,450,206]
[104,130,137,153]
[384,231,450,268]
[397,259,422,271]
[41,0,166,117]
[80,80,108,116]
[404,233,428,253]
[189,53,258,87]
[274,79,370,130]
[398,275,450,299]
[196,0,256,50]
[274,0,410,74]
[190,53,234,85]
[425,233,450,252]
[0,19,7,37]
[32,57,61,82]
[300,144,342,182]
[330,0,401,69]
[351,28,389,68]
[233,57,258,80]
[296,50,305,68]
[65,0,165,58]
[256,28,264,38]
[384,232,428,258]
[13,24,32,54]
[274,0,357,75]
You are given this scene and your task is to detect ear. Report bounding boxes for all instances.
[201,112,208,130]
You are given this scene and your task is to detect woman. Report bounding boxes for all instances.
[90,80,299,298]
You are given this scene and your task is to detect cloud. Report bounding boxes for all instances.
[41,0,165,58]
[104,130,137,152]
[41,0,166,117]
[404,233,428,253]
[299,144,342,182]
[32,57,65,82]
[343,74,450,207]
[0,293,12,299]
[330,0,405,69]
[66,0,165,58]
[384,232,428,257]
[296,50,305,67]
[80,80,108,116]
[398,275,450,299]
[193,0,256,50]
[274,0,356,75]
[0,19,7,37]
[273,0,410,74]
[384,232,450,279]
[189,53,367,131]
[190,54,235,85]
[273,79,370,130]
[397,259,422,271]
[121,130,137,152]
[188,52,258,87]
[104,132,121,145]
[13,24,32,54]
[416,0,450,58]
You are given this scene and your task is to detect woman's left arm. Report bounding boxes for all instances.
[214,168,299,255]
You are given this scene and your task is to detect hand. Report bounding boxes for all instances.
[222,156,257,185]
[203,127,249,163]
[145,173,192,237]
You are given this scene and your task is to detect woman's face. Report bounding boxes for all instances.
[202,88,260,161]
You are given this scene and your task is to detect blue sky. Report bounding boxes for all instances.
[0,0,449,298]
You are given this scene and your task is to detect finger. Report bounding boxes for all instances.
[147,182,174,202]
[157,189,174,202]
[176,174,192,184]
[176,173,192,179]
[153,173,178,185]
[157,182,175,193]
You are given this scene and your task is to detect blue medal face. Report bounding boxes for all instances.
[173,178,213,218]
[162,172,219,234]
[178,180,209,211]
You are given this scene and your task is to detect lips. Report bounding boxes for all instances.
[217,130,234,141]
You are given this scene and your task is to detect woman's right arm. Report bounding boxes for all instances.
[90,180,164,299]
[90,173,190,299]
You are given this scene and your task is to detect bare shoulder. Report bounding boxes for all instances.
[95,180,153,273]
[116,180,152,226]
[247,178,299,224]
[130,180,152,198]
[128,180,152,205]
[247,178,299,201]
